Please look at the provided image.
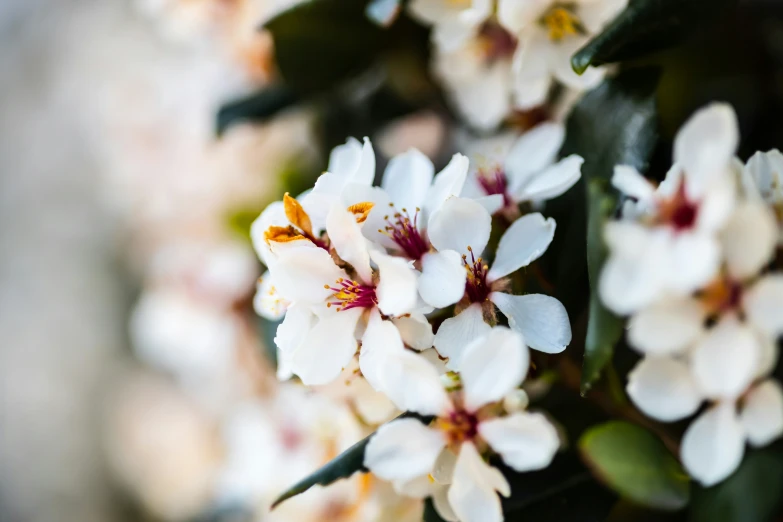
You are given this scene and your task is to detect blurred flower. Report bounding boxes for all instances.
[741,149,783,243]
[365,327,559,522]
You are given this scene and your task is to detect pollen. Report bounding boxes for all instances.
[543,6,582,42]
[264,225,307,245]
[435,409,479,445]
[326,278,378,311]
[347,202,375,224]
[283,192,314,237]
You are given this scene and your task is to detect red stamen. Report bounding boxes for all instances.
[477,166,513,210]
[325,278,378,311]
[380,207,431,261]
[463,247,491,303]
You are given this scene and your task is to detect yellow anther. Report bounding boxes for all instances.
[264,225,307,245]
[283,192,314,236]
[543,7,581,41]
[347,201,375,224]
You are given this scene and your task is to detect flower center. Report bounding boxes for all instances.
[657,181,700,232]
[477,21,518,62]
[477,165,513,209]
[379,206,431,261]
[325,278,378,311]
[435,409,479,445]
[541,5,582,42]
[699,275,743,316]
[464,246,491,303]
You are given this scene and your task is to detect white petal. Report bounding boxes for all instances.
[428,197,492,257]
[694,173,736,232]
[551,37,606,90]
[512,155,583,202]
[392,474,434,499]
[359,309,404,392]
[626,357,703,422]
[488,213,556,281]
[448,442,508,522]
[364,418,447,482]
[611,165,656,201]
[425,153,470,219]
[393,312,435,351]
[382,148,435,210]
[743,149,783,204]
[326,203,372,284]
[371,250,418,317]
[740,380,783,447]
[497,0,549,33]
[721,202,777,280]
[419,250,467,308]
[479,412,559,472]
[253,272,289,320]
[490,293,572,354]
[382,349,452,415]
[664,232,721,295]
[272,245,348,304]
[350,137,376,186]
[433,303,492,369]
[627,299,705,356]
[432,484,459,522]
[250,201,288,266]
[681,403,745,487]
[673,103,739,194]
[460,326,529,411]
[290,308,362,385]
[511,33,553,110]
[328,137,363,175]
[692,318,759,400]
[473,194,505,216]
[504,121,565,188]
[440,59,512,132]
[274,304,315,354]
[744,275,783,337]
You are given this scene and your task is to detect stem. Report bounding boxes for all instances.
[605,364,627,406]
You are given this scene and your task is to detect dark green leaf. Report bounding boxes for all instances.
[572,0,735,74]
[582,181,623,392]
[558,67,659,390]
[423,498,448,522]
[264,0,385,94]
[271,412,430,509]
[216,85,299,136]
[580,421,690,511]
[689,445,783,522]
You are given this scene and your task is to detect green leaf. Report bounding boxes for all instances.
[271,412,430,509]
[216,85,299,136]
[579,421,690,511]
[558,67,660,391]
[689,445,783,522]
[265,0,386,94]
[572,0,735,74]
[582,181,623,393]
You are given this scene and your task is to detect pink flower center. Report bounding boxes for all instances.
[464,246,491,303]
[477,165,513,210]
[436,408,479,444]
[380,207,431,261]
[478,21,518,63]
[325,278,378,311]
[658,181,700,232]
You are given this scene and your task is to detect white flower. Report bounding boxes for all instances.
[497,0,627,109]
[426,198,571,368]
[408,0,494,52]
[253,271,290,321]
[741,149,783,243]
[460,122,583,216]
[364,327,559,522]
[600,103,740,315]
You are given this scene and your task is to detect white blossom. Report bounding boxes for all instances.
[364,327,559,522]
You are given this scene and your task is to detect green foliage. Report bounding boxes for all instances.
[689,445,783,522]
[572,0,736,74]
[216,85,298,136]
[264,0,386,94]
[580,421,690,511]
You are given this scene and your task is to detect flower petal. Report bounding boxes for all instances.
[433,303,492,369]
[392,312,435,351]
[326,203,372,284]
[740,380,783,448]
[721,202,777,280]
[419,250,467,308]
[497,0,549,33]
[371,250,418,317]
[425,153,470,220]
[428,197,492,257]
[274,303,315,354]
[611,165,656,202]
[665,232,721,295]
[627,298,705,356]
[504,121,565,188]
[432,484,459,522]
[382,148,435,211]
[487,213,556,281]
[448,442,508,522]
[743,149,783,204]
[744,275,783,337]
[271,245,348,304]
[473,194,505,216]
[460,326,528,412]
[691,317,759,400]
[253,272,289,320]
[490,293,571,354]
[364,418,447,482]
[328,137,363,175]
[673,103,738,195]
[681,403,745,487]
[479,412,559,472]
[512,155,583,202]
[627,357,703,422]
[350,137,376,186]
[290,308,362,385]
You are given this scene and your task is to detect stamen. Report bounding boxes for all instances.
[542,6,582,41]
[380,206,431,261]
[326,278,378,311]
[435,409,479,444]
[264,225,307,245]
[283,193,314,237]
[347,202,374,224]
[657,180,699,231]
[477,165,513,210]
[464,246,491,303]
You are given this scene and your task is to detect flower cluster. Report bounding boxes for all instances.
[251,132,580,520]
[600,103,783,486]
[408,0,627,130]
